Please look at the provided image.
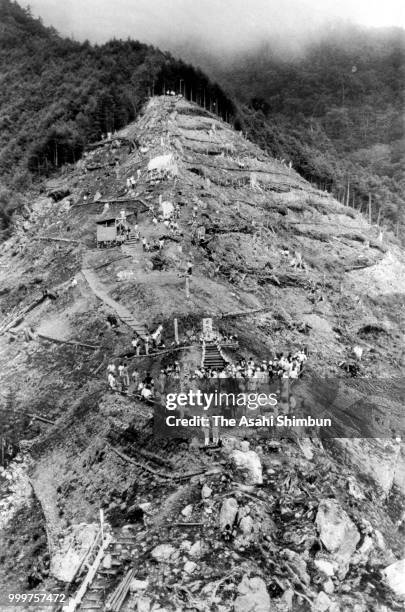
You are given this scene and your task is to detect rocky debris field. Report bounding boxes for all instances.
[0,95,404,611]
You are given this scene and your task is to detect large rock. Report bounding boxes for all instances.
[282,549,310,585]
[230,449,263,484]
[315,500,360,578]
[314,558,335,577]
[219,497,238,532]
[331,438,402,495]
[312,591,332,612]
[382,559,405,598]
[234,575,271,612]
[150,544,176,563]
[189,540,205,557]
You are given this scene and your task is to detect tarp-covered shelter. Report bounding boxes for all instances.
[147,154,178,177]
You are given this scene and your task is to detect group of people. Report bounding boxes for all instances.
[141,235,165,252]
[157,349,308,383]
[107,360,130,391]
[130,325,165,356]
[193,350,308,381]
[107,360,156,401]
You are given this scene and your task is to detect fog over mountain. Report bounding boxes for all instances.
[22,0,405,59]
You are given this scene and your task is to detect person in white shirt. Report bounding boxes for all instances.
[108,373,117,390]
[141,386,153,400]
[107,363,116,375]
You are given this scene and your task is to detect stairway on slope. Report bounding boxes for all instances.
[81,268,147,340]
[121,234,139,256]
[203,343,226,370]
[78,526,138,612]
[118,314,147,338]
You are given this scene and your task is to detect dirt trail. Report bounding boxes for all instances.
[81,267,148,339]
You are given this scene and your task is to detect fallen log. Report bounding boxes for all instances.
[134,447,174,468]
[91,255,132,271]
[109,445,174,479]
[220,307,271,318]
[0,295,49,335]
[109,445,220,481]
[37,333,100,350]
[171,522,205,527]
[33,236,82,245]
[106,568,134,612]
[85,162,116,171]
[125,344,199,360]
[27,413,55,425]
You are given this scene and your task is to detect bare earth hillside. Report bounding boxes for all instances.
[0,96,404,611]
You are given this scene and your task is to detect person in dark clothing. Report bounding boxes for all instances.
[143,372,153,387]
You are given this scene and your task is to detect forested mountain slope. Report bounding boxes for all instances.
[0,0,234,233]
[177,26,405,234]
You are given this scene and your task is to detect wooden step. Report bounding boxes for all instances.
[88,584,107,591]
[83,591,102,599]
[98,568,119,576]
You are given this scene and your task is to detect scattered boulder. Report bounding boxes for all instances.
[315,499,360,577]
[323,579,334,594]
[130,579,149,592]
[230,449,263,484]
[312,591,331,612]
[368,530,396,567]
[219,497,238,532]
[347,477,365,500]
[181,504,193,518]
[136,596,151,612]
[151,544,176,563]
[189,540,204,557]
[333,438,401,495]
[382,558,405,599]
[201,483,212,499]
[314,558,335,577]
[282,549,310,585]
[352,535,373,566]
[239,515,254,535]
[234,575,271,612]
[184,560,197,574]
[352,345,363,361]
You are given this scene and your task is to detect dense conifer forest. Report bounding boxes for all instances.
[211,27,405,231]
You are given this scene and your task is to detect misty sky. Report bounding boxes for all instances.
[22,0,405,55]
